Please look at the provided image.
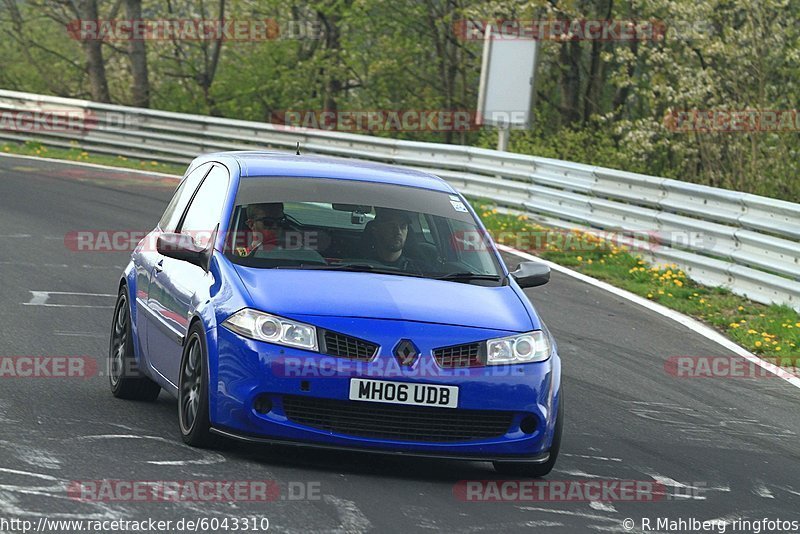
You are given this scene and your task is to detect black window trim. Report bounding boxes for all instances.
[176,163,231,234]
[157,162,215,233]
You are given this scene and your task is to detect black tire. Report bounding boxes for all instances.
[178,322,221,448]
[493,392,563,478]
[109,287,161,401]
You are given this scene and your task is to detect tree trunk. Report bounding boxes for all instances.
[583,0,613,123]
[558,40,582,125]
[124,0,150,107]
[78,0,111,102]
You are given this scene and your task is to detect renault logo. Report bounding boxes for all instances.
[393,339,419,366]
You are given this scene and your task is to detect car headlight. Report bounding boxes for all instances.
[486,330,551,365]
[222,309,318,351]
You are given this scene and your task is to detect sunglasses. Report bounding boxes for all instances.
[251,215,286,225]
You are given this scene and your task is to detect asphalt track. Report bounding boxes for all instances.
[0,154,798,533]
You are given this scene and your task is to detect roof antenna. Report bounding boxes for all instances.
[295,141,301,156]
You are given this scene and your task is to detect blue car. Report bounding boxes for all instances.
[109,151,562,476]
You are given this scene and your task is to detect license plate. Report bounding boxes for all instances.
[349,378,458,409]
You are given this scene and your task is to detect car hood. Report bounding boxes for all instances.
[232,266,534,332]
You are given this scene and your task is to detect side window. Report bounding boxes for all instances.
[158,163,212,232]
[179,165,231,248]
[418,213,435,244]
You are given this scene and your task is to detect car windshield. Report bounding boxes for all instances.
[223,177,504,285]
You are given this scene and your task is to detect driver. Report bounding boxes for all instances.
[368,207,421,272]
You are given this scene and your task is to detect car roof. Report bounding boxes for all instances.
[195,151,457,194]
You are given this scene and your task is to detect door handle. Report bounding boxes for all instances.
[154,260,164,273]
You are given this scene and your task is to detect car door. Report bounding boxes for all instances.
[135,163,212,369]
[146,164,231,388]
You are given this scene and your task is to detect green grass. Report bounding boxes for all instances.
[472,202,800,360]
[3,140,797,361]
[1,140,185,175]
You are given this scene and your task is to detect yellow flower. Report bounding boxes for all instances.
[747,329,758,334]
[674,279,683,287]
[658,289,665,295]
[729,323,739,328]
[796,322,800,328]
[699,299,706,304]
[576,256,583,262]
[755,341,762,347]
[587,259,593,264]
[775,346,782,351]
[647,293,653,298]
[737,306,744,311]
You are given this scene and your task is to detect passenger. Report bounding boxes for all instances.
[242,202,287,254]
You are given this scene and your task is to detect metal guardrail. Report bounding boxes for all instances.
[1,89,798,310]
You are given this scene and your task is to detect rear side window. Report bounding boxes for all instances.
[158,163,212,232]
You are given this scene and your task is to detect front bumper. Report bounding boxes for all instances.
[208,316,561,459]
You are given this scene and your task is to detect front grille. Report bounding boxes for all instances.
[322,331,378,361]
[282,395,513,442]
[433,343,483,368]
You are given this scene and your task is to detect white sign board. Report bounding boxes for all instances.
[476,25,539,128]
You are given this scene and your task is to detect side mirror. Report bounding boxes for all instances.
[157,232,212,270]
[510,261,550,288]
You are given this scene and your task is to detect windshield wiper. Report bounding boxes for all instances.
[434,272,502,282]
[276,263,425,277]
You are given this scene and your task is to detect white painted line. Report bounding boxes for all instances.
[54,331,106,338]
[754,483,774,499]
[516,508,616,522]
[22,304,114,309]
[26,291,49,306]
[23,291,116,308]
[563,453,623,463]
[498,244,800,390]
[0,152,181,179]
[322,495,372,533]
[589,501,617,513]
[31,291,115,297]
